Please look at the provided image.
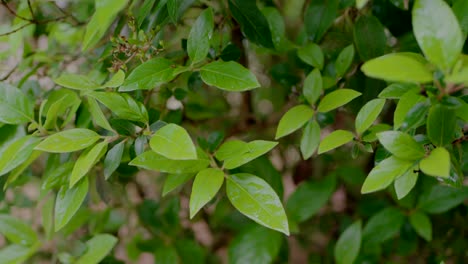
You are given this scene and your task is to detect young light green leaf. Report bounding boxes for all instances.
[70,141,108,187]
[88,91,148,123]
[419,147,450,178]
[378,83,419,99]
[275,105,314,139]
[286,174,336,222]
[215,140,249,161]
[188,8,214,64]
[303,69,322,106]
[104,141,125,180]
[54,73,101,90]
[0,215,38,245]
[190,168,224,218]
[317,89,361,113]
[75,234,118,264]
[35,129,100,153]
[318,130,354,154]
[335,45,355,77]
[0,244,39,264]
[163,174,195,197]
[362,207,405,245]
[356,0,370,9]
[226,173,289,235]
[334,220,362,264]
[394,167,418,199]
[412,0,463,71]
[355,99,386,135]
[0,82,34,124]
[426,104,456,147]
[102,70,125,88]
[129,151,210,174]
[376,131,425,160]
[361,156,414,194]
[300,120,321,159]
[87,97,114,132]
[82,0,128,51]
[120,58,176,91]
[361,53,433,83]
[55,177,89,231]
[297,43,324,70]
[224,140,278,169]
[394,90,426,129]
[0,136,40,176]
[409,211,432,241]
[417,185,468,214]
[200,60,260,91]
[150,123,197,160]
[42,89,81,129]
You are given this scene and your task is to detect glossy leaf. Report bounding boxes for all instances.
[419,147,450,178]
[418,185,468,214]
[334,220,362,264]
[200,61,260,91]
[362,207,405,245]
[54,73,101,90]
[335,45,355,77]
[0,215,38,245]
[102,70,125,88]
[394,167,419,199]
[304,0,338,42]
[303,68,322,105]
[88,92,148,123]
[0,136,40,176]
[353,15,386,60]
[70,141,108,187]
[413,0,463,70]
[103,141,125,180]
[394,91,426,129]
[409,211,432,241]
[226,173,289,235]
[129,151,209,174]
[361,156,414,194]
[163,174,195,196]
[317,89,361,113]
[355,99,386,135]
[190,168,224,218]
[87,97,114,132]
[318,130,354,154]
[0,82,34,124]
[120,58,176,91]
[215,140,249,161]
[35,129,100,153]
[378,83,419,99]
[376,131,425,160]
[275,105,314,139]
[187,8,214,64]
[300,120,321,159]
[150,123,197,160]
[223,140,278,169]
[297,43,324,70]
[75,234,118,264]
[55,177,89,231]
[426,104,456,147]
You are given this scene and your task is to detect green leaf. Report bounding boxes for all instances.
[55,177,89,231]
[0,136,40,176]
[228,225,282,264]
[226,173,289,235]
[300,120,321,159]
[154,244,180,264]
[297,43,324,70]
[103,141,125,180]
[190,168,224,218]
[0,82,34,124]
[262,7,291,51]
[355,99,386,135]
[228,0,274,48]
[215,140,249,161]
[361,53,433,83]
[54,73,101,90]
[376,131,425,160]
[394,90,426,129]
[286,174,336,222]
[200,60,260,91]
[88,91,148,123]
[409,211,432,241]
[120,58,176,91]
[426,104,456,147]
[129,151,210,174]
[102,70,125,88]
[334,220,362,264]
[42,89,81,129]
[162,173,195,196]
[0,215,38,245]
[70,141,108,187]
[418,185,468,214]
[82,0,128,51]
[75,234,118,264]
[361,156,414,194]
[167,0,182,23]
[0,244,39,264]
[318,130,354,154]
[187,8,214,64]
[303,68,323,105]
[378,83,419,99]
[412,0,463,70]
[317,89,361,113]
[419,147,450,178]
[304,0,338,42]
[394,167,419,199]
[453,0,468,38]
[87,97,114,132]
[224,140,278,169]
[335,45,355,77]
[35,129,100,153]
[353,15,387,60]
[150,123,197,160]
[275,105,314,139]
[362,207,405,245]
[356,0,370,9]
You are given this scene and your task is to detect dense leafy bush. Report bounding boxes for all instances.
[0,0,467,263]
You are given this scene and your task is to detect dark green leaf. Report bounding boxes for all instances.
[300,120,321,159]
[187,8,214,64]
[55,177,89,231]
[409,211,432,241]
[304,0,339,42]
[353,15,387,60]
[334,220,362,264]
[104,141,125,180]
[426,104,457,146]
[200,61,260,91]
[453,0,468,38]
[417,185,468,214]
[362,207,405,245]
[335,44,355,77]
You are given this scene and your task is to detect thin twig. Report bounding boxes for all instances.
[1,0,34,22]
[0,64,19,81]
[1,0,68,24]
[50,1,83,25]
[0,22,33,37]
[27,0,35,21]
